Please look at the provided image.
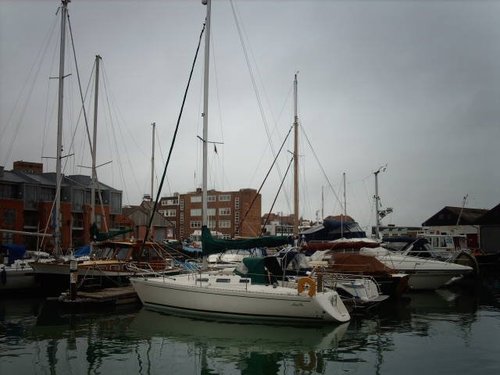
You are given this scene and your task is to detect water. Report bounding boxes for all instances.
[1,275,500,375]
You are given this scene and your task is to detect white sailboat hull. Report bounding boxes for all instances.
[360,247,473,290]
[0,265,38,291]
[131,273,350,323]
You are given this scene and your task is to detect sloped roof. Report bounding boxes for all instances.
[476,203,500,225]
[422,206,488,226]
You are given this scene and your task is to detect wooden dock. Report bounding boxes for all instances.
[46,285,140,312]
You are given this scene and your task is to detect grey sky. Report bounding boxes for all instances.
[1,0,499,232]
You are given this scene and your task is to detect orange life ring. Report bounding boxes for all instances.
[297,277,317,297]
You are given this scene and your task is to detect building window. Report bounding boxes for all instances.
[162,197,179,206]
[219,194,231,202]
[73,213,84,229]
[180,212,184,224]
[191,195,202,203]
[73,189,84,212]
[235,197,240,209]
[166,209,177,217]
[219,207,231,216]
[219,220,231,228]
[208,195,216,202]
[191,208,202,217]
[3,209,16,227]
[180,199,184,211]
[207,208,216,216]
[40,187,55,202]
[24,185,37,209]
[0,184,17,199]
[235,211,240,224]
[110,192,122,214]
[190,221,201,229]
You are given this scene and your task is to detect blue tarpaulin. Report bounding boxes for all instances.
[74,245,91,257]
[0,244,27,265]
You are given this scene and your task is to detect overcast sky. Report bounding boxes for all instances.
[1,0,499,231]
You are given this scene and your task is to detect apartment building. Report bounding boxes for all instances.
[0,161,123,251]
[159,188,261,240]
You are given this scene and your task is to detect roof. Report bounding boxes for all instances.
[422,206,488,226]
[0,168,120,192]
[476,203,500,225]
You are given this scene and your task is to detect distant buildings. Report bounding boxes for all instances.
[158,188,262,240]
[0,161,123,251]
[3,160,499,255]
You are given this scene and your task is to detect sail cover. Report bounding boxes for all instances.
[201,226,292,255]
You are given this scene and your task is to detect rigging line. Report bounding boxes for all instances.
[67,14,93,162]
[1,14,59,164]
[41,39,60,165]
[229,1,279,167]
[300,125,343,207]
[142,20,206,246]
[229,0,292,212]
[101,66,132,202]
[154,127,173,195]
[210,34,226,191]
[262,156,294,234]
[239,124,293,232]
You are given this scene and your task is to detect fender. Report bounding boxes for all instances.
[297,277,317,297]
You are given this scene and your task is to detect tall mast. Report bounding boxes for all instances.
[202,0,211,228]
[341,172,346,238]
[293,73,299,237]
[373,165,386,239]
[91,55,101,225]
[54,0,70,254]
[151,121,156,227]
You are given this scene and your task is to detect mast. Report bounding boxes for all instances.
[373,164,386,239]
[151,122,156,228]
[202,0,211,228]
[91,55,101,226]
[293,73,299,237]
[54,0,70,254]
[341,172,346,238]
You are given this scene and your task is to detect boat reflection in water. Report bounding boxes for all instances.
[2,278,499,375]
[129,309,349,374]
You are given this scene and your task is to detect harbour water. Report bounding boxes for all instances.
[1,275,499,375]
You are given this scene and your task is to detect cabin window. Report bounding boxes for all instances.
[239,279,250,284]
[116,248,129,260]
[216,278,231,283]
[196,278,209,283]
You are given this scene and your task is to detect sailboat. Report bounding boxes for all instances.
[29,8,177,293]
[131,0,350,324]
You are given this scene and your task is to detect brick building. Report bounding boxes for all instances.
[158,188,261,240]
[0,161,123,252]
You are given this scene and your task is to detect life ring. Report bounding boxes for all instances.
[295,351,317,371]
[297,277,317,297]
